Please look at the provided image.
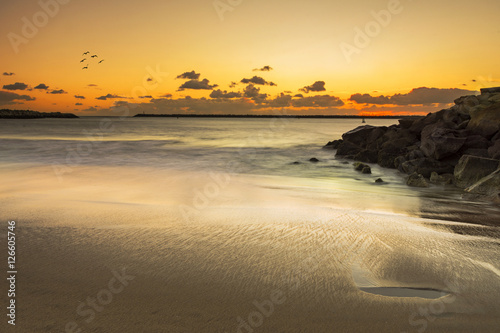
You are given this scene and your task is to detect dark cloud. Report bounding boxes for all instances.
[147,78,154,82]
[209,89,242,99]
[160,93,172,98]
[176,71,201,80]
[3,82,28,90]
[74,95,85,99]
[253,66,273,72]
[83,106,98,112]
[75,103,83,106]
[300,81,326,93]
[2,72,15,76]
[349,87,477,105]
[0,91,35,105]
[138,95,153,99]
[265,93,292,107]
[292,95,344,108]
[178,79,218,91]
[294,94,304,98]
[96,93,125,100]
[87,84,98,87]
[241,76,276,86]
[49,89,67,94]
[34,83,49,90]
[229,81,238,88]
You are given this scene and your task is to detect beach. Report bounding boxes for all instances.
[1,118,499,332]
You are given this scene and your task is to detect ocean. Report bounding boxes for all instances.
[0,117,499,332]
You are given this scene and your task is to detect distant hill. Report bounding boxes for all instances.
[0,109,79,119]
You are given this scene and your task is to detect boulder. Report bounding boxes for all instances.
[323,139,343,150]
[401,158,454,178]
[462,148,490,158]
[361,166,372,174]
[409,111,446,136]
[480,87,500,94]
[429,172,454,185]
[420,123,466,160]
[488,140,500,159]
[465,167,500,199]
[462,135,491,150]
[407,173,429,187]
[375,178,384,183]
[309,158,320,163]
[354,162,370,171]
[342,125,381,148]
[354,149,378,163]
[466,103,500,139]
[454,155,500,188]
[336,141,363,156]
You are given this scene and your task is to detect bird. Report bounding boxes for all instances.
[98,59,104,64]
[91,55,98,58]
[83,51,89,55]
[82,65,88,70]
[80,58,86,63]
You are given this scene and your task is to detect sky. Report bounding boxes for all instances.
[0,0,499,116]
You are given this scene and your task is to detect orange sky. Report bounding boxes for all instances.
[1,0,499,115]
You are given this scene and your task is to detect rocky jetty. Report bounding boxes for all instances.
[0,109,79,119]
[324,88,500,201]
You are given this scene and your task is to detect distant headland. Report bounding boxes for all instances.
[133,114,404,119]
[0,109,79,119]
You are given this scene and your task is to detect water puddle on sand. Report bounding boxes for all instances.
[351,263,450,299]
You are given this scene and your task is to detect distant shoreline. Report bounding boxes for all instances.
[0,109,78,119]
[133,114,413,119]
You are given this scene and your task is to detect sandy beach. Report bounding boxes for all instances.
[1,165,499,332]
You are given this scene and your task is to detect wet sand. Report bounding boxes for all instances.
[1,165,499,332]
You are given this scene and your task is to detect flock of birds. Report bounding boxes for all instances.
[81,51,104,69]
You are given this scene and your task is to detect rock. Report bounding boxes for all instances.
[462,135,491,150]
[407,173,429,187]
[323,139,343,150]
[488,140,500,159]
[361,166,372,174]
[375,178,384,183]
[342,125,383,148]
[480,87,500,94]
[454,155,500,188]
[429,172,454,185]
[291,161,301,165]
[462,148,490,158]
[466,103,500,139]
[401,158,454,178]
[354,149,378,163]
[394,156,407,172]
[399,117,423,129]
[409,111,445,136]
[309,158,320,163]
[420,123,466,160]
[353,162,369,171]
[465,167,500,199]
[336,141,363,156]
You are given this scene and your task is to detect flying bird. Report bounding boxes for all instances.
[91,55,98,58]
[83,51,89,55]
[80,58,86,63]
[98,59,104,64]
[82,65,88,70]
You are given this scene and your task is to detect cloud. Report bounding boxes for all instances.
[49,89,67,94]
[229,81,238,88]
[0,91,35,105]
[209,89,242,99]
[243,84,267,100]
[178,79,218,91]
[3,82,28,90]
[159,93,172,98]
[96,93,125,100]
[241,76,276,86]
[253,66,273,72]
[294,94,304,98]
[291,95,344,108]
[83,106,98,112]
[74,95,85,99]
[264,93,292,107]
[2,72,15,76]
[176,71,201,80]
[75,103,83,106]
[300,81,326,93]
[34,83,49,90]
[138,95,153,99]
[349,87,478,105]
